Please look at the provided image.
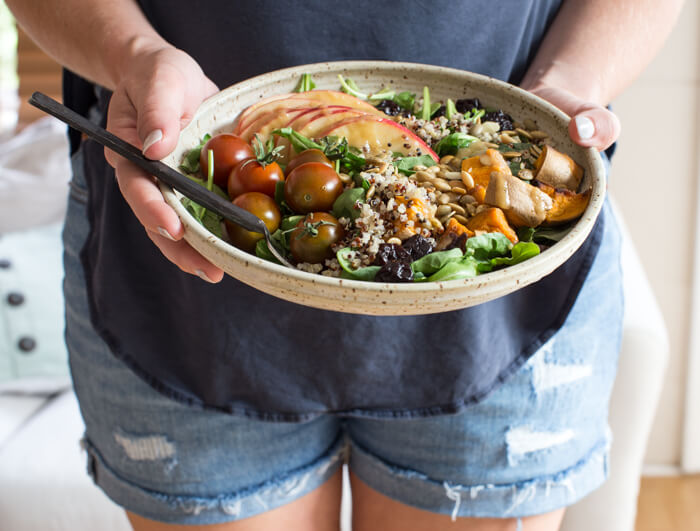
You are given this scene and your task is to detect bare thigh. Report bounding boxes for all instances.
[350,472,565,531]
[127,468,343,531]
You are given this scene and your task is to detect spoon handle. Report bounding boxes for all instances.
[28,91,268,235]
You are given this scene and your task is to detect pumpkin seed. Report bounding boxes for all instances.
[518,169,534,181]
[436,205,452,217]
[451,186,467,195]
[448,202,466,215]
[523,118,538,130]
[437,193,451,205]
[440,170,462,181]
[366,184,376,199]
[529,130,549,140]
[432,178,452,192]
[415,170,433,182]
[461,170,475,189]
[501,151,522,159]
[454,214,470,225]
[516,127,532,139]
[439,211,455,224]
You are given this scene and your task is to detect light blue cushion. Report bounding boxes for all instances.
[0,222,69,393]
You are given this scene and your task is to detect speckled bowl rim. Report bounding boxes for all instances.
[160,61,605,301]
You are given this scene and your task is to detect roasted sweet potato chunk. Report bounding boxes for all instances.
[534,181,592,225]
[461,149,511,191]
[435,218,475,251]
[466,207,518,244]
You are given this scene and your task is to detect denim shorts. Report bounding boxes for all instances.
[63,149,623,525]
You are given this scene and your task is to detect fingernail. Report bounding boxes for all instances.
[157,226,176,241]
[142,129,163,154]
[195,269,215,283]
[575,116,595,140]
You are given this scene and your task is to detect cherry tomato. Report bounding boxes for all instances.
[228,158,284,199]
[284,162,343,214]
[289,212,345,264]
[285,149,333,176]
[225,192,281,252]
[200,133,254,188]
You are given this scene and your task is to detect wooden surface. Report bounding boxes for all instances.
[17,27,62,128]
[636,475,700,531]
[13,25,700,531]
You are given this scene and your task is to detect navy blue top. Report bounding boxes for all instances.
[64,0,605,421]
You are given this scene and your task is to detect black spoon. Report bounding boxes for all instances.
[28,91,294,268]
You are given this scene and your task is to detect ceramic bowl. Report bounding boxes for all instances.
[159,61,605,315]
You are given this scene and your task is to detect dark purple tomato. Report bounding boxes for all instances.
[200,133,254,188]
[284,162,343,214]
[228,158,284,199]
[285,149,333,176]
[225,192,281,252]
[289,212,344,264]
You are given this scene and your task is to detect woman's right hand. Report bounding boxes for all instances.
[104,43,224,283]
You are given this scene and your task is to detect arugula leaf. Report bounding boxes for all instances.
[490,241,540,266]
[368,87,396,102]
[445,98,457,120]
[411,248,463,275]
[434,132,478,157]
[531,224,575,244]
[332,187,366,220]
[394,155,437,175]
[338,75,367,99]
[464,233,512,261]
[509,160,522,176]
[294,73,316,92]
[272,128,367,175]
[516,226,536,242]
[336,248,380,281]
[255,238,280,264]
[420,86,431,121]
[179,133,211,174]
[427,257,481,281]
[499,142,532,153]
[394,91,416,113]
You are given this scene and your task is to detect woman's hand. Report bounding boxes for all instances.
[105,44,223,283]
[523,83,621,152]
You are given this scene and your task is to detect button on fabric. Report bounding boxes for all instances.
[6,292,24,306]
[18,336,36,353]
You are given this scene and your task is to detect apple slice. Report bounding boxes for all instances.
[298,109,370,139]
[235,90,385,133]
[233,98,318,136]
[239,106,313,142]
[321,116,438,161]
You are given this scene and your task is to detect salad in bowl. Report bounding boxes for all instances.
[159,61,605,314]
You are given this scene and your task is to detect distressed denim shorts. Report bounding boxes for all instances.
[63,149,623,525]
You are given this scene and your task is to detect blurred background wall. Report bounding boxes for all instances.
[610,0,698,470]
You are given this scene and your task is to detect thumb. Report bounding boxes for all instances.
[131,67,189,160]
[528,86,621,151]
[567,105,621,152]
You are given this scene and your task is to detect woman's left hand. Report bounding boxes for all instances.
[523,84,621,152]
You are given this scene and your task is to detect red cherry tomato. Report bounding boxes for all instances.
[228,158,284,199]
[200,133,254,188]
[289,212,344,264]
[285,149,333,176]
[225,192,281,252]
[284,162,343,214]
